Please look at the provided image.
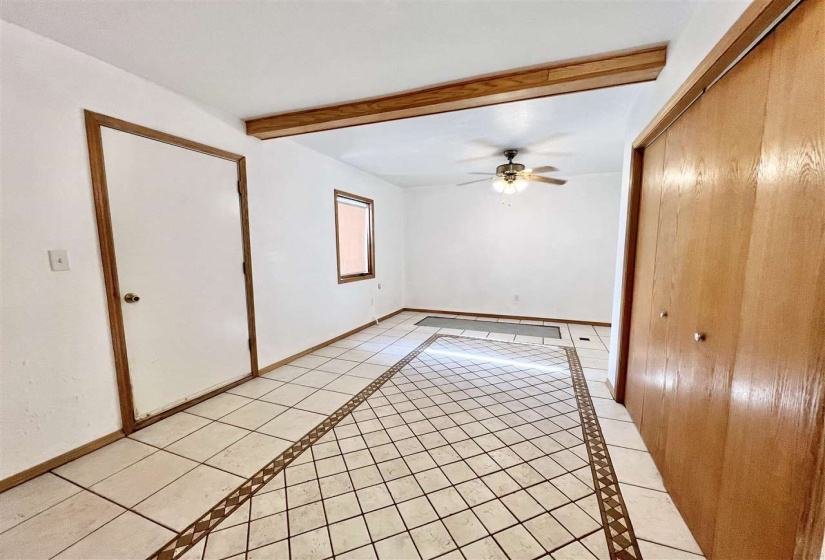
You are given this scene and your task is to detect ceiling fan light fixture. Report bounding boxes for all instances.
[493,178,507,193]
[514,178,528,192]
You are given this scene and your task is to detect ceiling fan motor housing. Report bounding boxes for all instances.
[496,162,526,181]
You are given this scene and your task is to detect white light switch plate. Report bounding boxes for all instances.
[48,249,70,271]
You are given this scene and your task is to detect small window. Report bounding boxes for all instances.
[334,190,375,283]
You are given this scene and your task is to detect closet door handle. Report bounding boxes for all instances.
[694,332,705,342]
[660,311,668,318]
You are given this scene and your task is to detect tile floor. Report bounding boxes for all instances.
[0,312,702,560]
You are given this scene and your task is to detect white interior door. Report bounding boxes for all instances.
[102,128,251,419]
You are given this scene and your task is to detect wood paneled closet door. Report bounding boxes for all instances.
[624,0,825,557]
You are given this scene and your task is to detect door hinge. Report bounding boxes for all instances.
[248,338,252,350]
[242,261,246,274]
[237,180,242,196]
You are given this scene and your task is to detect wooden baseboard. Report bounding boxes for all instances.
[403,308,611,328]
[259,309,405,374]
[605,377,617,400]
[0,430,124,493]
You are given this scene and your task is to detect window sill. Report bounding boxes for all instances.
[338,273,375,284]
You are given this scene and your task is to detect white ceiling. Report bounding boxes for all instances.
[1,1,698,120]
[293,83,647,188]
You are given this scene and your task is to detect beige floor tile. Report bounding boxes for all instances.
[442,509,488,546]
[178,539,205,560]
[324,375,372,395]
[134,465,243,530]
[581,531,611,560]
[55,511,173,560]
[53,437,155,487]
[290,355,331,369]
[338,544,378,560]
[329,339,361,350]
[461,536,508,559]
[251,488,286,520]
[289,501,327,535]
[338,349,376,363]
[290,526,333,560]
[620,483,702,555]
[262,364,308,382]
[364,506,405,541]
[356,483,394,513]
[347,363,388,380]
[0,491,122,560]
[366,353,401,366]
[500,490,543,521]
[206,432,292,477]
[598,418,647,451]
[551,503,600,538]
[374,532,420,560]
[487,333,516,342]
[248,511,288,549]
[607,445,666,492]
[591,397,633,422]
[129,412,211,448]
[638,539,706,559]
[258,383,317,407]
[312,345,349,358]
[219,401,287,431]
[586,381,613,399]
[91,450,197,508]
[315,358,359,374]
[296,389,352,415]
[203,523,248,560]
[551,540,598,559]
[221,500,250,529]
[523,513,575,552]
[258,408,327,440]
[397,496,438,529]
[410,520,457,560]
[329,516,371,555]
[0,473,81,533]
[473,500,517,534]
[323,492,361,524]
[293,370,341,389]
[579,356,610,369]
[187,393,253,420]
[166,421,249,462]
[247,539,288,560]
[494,524,545,559]
[226,377,283,399]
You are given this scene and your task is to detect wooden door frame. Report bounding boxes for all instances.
[612,0,798,403]
[84,110,258,435]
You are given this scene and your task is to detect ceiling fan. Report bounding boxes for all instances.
[458,149,567,194]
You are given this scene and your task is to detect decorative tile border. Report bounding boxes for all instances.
[565,346,642,560]
[149,336,640,560]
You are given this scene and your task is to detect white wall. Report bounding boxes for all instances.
[252,140,404,368]
[0,22,403,479]
[605,1,751,386]
[403,173,621,323]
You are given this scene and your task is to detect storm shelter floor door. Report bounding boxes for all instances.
[102,127,251,420]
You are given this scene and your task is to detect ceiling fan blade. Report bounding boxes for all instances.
[526,174,567,185]
[528,165,559,173]
[467,172,495,175]
[457,177,493,186]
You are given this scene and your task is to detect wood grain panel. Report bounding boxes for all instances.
[657,39,771,552]
[245,45,666,139]
[637,128,677,459]
[713,0,825,557]
[624,139,667,422]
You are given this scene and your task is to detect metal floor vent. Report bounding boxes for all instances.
[415,316,562,339]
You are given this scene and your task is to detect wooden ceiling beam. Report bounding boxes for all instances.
[245,44,667,140]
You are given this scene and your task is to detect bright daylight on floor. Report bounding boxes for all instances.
[2,1,824,560]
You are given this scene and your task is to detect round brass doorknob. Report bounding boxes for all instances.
[124,293,140,303]
[660,311,668,318]
[694,332,705,342]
